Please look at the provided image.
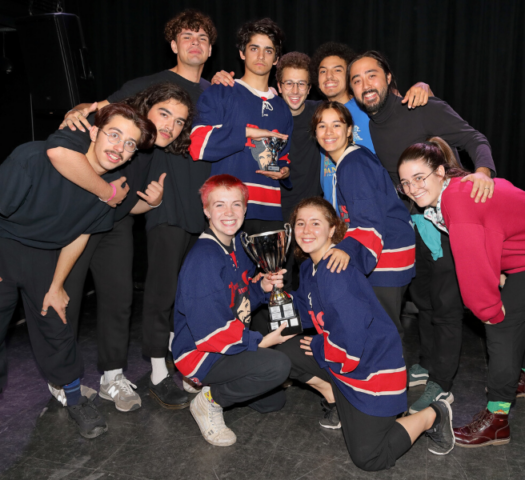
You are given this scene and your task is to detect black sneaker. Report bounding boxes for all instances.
[319,398,341,429]
[67,396,108,439]
[149,374,190,410]
[426,399,455,455]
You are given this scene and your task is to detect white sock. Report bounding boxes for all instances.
[104,368,122,384]
[151,357,169,385]
[168,332,175,353]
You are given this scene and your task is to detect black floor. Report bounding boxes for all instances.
[1,293,525,479]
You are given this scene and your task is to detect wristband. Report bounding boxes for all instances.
[149,200,162,209]
[99,183,117,203]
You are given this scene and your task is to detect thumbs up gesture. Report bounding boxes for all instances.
[137,173,166,207]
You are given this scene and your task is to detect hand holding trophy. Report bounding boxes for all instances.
[262,137,287,173]
[240,224,303,335]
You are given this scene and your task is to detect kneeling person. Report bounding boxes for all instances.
[0,104,155,438]
[172,174,293,447]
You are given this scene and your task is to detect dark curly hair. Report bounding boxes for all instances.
[236,18,284,60]
[164,9,217,45]
[124,82,194,156]
[348,50,398,95]
[289,197,347,260]
[310,42,356,93]
[276,51,311,83]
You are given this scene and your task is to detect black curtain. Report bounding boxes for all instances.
[9,0,525,188]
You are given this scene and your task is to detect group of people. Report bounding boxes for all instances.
[1,8,524,473]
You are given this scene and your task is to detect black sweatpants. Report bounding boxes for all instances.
[276,336,412,472]
[64,216,134,371]
[243,219,294,335]
[142,223,198,358]
[486,271,525,403]
[409,229,464,392]
[0,237,83,386]
[202,348,291,413]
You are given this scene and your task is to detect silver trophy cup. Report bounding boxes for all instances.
[262,137,287,173]
[240,224,302,335]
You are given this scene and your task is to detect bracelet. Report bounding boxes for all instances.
[149,200,162,209]
[99,183,117,203]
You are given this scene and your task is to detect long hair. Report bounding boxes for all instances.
[310,101,354,144]
[348,50,398,94]
[289,197,347,260]
[397,136,470,179]
[94,103,156,150]
[124,82,194,156]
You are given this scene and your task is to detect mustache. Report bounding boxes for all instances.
[104,150,123,161]
[362,89,379,99]
[159,129,173,138]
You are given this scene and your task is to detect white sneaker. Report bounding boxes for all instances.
[183,377,202,394]
[48,383,97,406]
[190,387,236,447]
[99,373,142,412]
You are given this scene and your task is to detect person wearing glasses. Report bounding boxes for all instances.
[311,101,415,367]
[348,50,497,415]
[0,104,156,438]
[47,83,193,413]
[398,137,525,448]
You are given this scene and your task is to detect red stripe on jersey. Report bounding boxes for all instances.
[279,153,290,164]
[175,349,208,377]
[246,184,281,206]
[376,246,415,271]
[344,227,383,260]
[323,331,359,373]
[330,367,407,395]
[196,319,245,353]
[189,125,214,161]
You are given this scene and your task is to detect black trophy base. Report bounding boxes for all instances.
[266,164,281,173]
[268,303,303,336]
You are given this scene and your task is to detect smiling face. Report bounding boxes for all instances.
[240,34,278,77]
[315,108,352,163]
[204,186,247,245]
[349,56,391,115]
[294,206,336,265]
[318,56,349,103]
[90,115,141,174]
[398,158,446,208]
[171,28,212,68]
[277,67,311,115]
[147,99,188,149]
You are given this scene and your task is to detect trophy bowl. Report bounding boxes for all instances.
[240,224,302,335]
[262,137,287,173]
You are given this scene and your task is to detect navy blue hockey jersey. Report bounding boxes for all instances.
[334,145,415,287]
[189,80,293,222]
[293,256,407,417]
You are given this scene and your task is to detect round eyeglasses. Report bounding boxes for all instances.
[397,169,437,195]
[100,130,138,153]
[280,80,309,92]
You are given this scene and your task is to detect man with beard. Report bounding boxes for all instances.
[348,50,496,417]
[55,9,217,406]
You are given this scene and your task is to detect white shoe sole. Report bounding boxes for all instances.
[408,379,428,387]
[190,396,236,447]
[428,400,455,455]
[409,392,454,415]
[98,390,141,412]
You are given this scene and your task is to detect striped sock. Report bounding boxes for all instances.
[63,378,81,406]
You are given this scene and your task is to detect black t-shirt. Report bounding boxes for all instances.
[0,141,119,249]
[280,100,323,223]
[46,114,153,223]
[108,70,212,233]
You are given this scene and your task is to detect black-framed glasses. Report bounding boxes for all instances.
[397,169,437,195]
[100,130,137,153]
[280,80,309,92]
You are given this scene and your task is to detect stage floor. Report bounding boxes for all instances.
[1,292,524,480]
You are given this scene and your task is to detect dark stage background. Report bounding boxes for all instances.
[1,0,524,188]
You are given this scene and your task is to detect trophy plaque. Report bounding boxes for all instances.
[240,224,303,336]
[262,137,287,173]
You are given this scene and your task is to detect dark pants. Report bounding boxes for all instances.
[486,271,525,403]
[142,223,198,358]
[0,238,83,386]
[276,336,412,472]
[243,219,294,335]
[409,229,464,392]
[203,348,291,413]
[64,216,134,371]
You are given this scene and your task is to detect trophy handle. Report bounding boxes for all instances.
[240,231,260,267]
[284,223,292,255]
